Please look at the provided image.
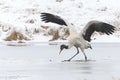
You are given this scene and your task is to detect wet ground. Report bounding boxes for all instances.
[0,43,120,80]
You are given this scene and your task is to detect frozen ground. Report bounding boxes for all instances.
[0,43,120,80]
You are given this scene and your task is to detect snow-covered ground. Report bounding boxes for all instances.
[1,0,120,42]
[0,43,120,80]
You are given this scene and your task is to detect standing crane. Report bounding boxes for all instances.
[41,13,115,61]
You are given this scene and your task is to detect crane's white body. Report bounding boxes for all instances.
[68,29,89,49]
[64,20,91,52]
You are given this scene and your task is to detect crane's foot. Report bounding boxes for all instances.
[62,59,71,62]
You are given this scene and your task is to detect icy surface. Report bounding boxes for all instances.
[0,43,120,80]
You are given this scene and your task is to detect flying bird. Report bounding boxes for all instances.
[41,13,115,61]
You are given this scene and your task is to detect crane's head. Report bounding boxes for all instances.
[59,44,68,54]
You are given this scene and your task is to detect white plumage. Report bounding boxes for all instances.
[41,13,115,61]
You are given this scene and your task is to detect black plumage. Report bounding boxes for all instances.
[82,21,115,42]
[41,13,67,26]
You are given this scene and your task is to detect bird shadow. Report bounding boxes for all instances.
[62,59,96,62]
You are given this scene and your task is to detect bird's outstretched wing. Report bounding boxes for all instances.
[82,21,115,42]
[41,13,67,26]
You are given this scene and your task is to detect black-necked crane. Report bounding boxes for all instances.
[41,13,115,61]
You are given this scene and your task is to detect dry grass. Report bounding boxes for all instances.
[4,31,31,41]
[26,19,35,24]
[41,25,70,41]
[97,7,107,11]
[49,30,59,41]
[60,28,70,40]
[41,25,49,30]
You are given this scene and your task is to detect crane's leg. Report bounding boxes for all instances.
[67,47,79,61]
[80,49,87,61]
[83,52,87,61]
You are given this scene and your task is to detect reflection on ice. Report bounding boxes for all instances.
[0,43,120,80]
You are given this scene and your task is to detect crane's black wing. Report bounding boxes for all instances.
[82,21,115,42]
[41,13,67,26]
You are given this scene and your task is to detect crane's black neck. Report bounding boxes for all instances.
[64,45,68,49]
[61,44,68,49]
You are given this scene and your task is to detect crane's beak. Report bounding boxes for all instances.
[59,50,62,55]
[59,49,63,55]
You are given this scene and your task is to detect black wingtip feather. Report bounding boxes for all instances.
[83,21,116,42]
[40,13,67,26]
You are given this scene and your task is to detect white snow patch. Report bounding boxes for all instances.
[0,0,120,42]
